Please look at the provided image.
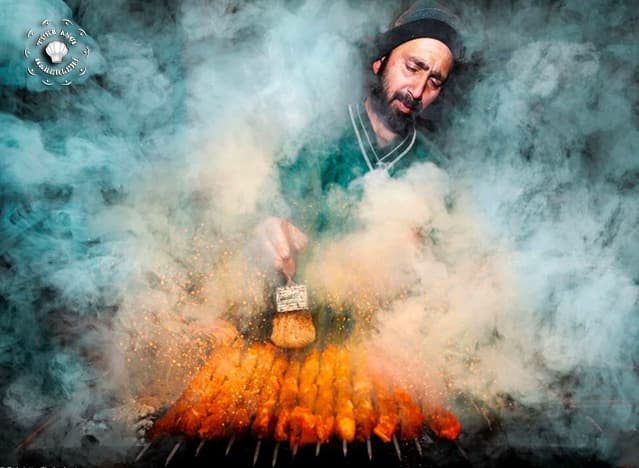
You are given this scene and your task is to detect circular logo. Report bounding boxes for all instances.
[24,18,90,87]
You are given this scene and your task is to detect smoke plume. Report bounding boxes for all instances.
[0,0,637,466]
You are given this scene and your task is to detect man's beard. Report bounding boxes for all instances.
[368,62,421,138]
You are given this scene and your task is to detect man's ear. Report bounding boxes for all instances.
[372,56,386,75]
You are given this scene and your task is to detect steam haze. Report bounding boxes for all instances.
[0,0,637,466]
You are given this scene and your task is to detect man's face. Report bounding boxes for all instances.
[369,38,454,135]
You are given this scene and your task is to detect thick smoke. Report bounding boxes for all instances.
[0,0,392,463]
[1,0,637,466]
[434,0,639,463]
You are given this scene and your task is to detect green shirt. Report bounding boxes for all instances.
[278,102,432,238]
[253,103,437,343]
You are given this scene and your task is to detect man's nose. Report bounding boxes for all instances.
[407,77,428,102]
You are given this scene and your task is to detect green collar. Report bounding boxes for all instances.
[347,102,417,173]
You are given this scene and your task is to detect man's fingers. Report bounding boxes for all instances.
[287,221,308,253]
[281,256,295,281]
[267,237,295,279]
[263,238,285,271]
[254,217,307,278]
[265,218,291,260]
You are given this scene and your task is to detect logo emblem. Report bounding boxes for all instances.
[45,40,69,63]
[24,18,90,87]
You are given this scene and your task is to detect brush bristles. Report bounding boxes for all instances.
[270,311,316,349]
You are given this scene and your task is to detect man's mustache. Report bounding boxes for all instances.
[392,91,422,113]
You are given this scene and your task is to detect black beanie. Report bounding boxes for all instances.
[372,0,464,63]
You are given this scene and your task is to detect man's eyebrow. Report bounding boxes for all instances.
[407,57,447,81]
[408,57,430,71]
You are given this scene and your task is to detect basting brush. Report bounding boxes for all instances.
[270,277,316,349]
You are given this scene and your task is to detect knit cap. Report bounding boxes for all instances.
[373,0,464,62]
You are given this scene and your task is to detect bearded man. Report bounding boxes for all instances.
[256,0,466,282]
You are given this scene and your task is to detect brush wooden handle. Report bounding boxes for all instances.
[280,219,297,281]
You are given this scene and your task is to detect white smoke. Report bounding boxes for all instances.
[1,0,637,465]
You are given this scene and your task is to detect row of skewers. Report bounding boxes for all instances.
[142,336,461,465]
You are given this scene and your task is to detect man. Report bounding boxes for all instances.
[256,0,465,281]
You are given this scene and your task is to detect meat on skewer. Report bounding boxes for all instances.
[350,345,377,442]
[334,347,355,443]
[393,387,425,440]
[289,349,320,447]
[178,341,244,437]
[226,343,277,437]
[273,352,302,443]
[198,342,260,439]
[371,375,400,443]
[251,351,289,440]
[147,336,241,439]
[315,345,338,444]
[424,405,461,440]
[149,331,461,450]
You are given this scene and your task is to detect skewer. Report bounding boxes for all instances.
[195,439,206,457]
[366,437,372,461]
[585,415,603,433]
[165,440,182,467]
[15,413,59,451]
[422,431,434,444]
[253,439,262,466]
[455,441,469,461]
[470,397,492,431]
[414,438,423,457]
[134,442,151,462]
[225,435,235,456]
[272,442,280,467]
[315,440,321,456]
[392,434,402,461]
[342,439,348,457]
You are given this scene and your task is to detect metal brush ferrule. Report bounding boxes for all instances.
[275,284,308,313]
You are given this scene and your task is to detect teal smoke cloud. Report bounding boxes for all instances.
[0,0,637,466]
[0,0,384,463]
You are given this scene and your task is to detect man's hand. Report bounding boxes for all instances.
[254,217,308,280]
